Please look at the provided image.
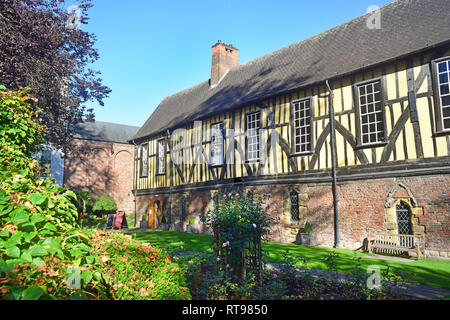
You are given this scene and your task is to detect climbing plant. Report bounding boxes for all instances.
[201,189,273,282]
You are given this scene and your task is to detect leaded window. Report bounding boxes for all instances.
[246,112,261,161]
[357,80,385,145]
[210,122,224,166]
[140,144,148,177]
[436,59,450,130]
[396,203,412,235]
[158,139,166,175]
[292,98,312,153]
[290,191,300,222]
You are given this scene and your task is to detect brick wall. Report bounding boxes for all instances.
[136,173,450,257]
[64,139,135,214]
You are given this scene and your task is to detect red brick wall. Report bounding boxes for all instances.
[136,173,450,256]
[64,139,135,214]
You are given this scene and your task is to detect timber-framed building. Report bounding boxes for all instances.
[130,0,450,257]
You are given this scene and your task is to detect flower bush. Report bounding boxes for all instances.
[0,87,190,300]
[201,189,273,279]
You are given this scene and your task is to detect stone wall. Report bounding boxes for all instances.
[136,173,450,258]
[64,139,135,214]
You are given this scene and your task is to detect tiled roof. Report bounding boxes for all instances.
[132,0,450,141]
[72,121,140,144]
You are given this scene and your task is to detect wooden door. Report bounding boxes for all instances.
[155,200,163,226]
[148,201,155,229]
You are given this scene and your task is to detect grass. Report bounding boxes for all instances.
[130,230,450,290]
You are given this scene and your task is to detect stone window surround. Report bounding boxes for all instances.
[384,198,424,235]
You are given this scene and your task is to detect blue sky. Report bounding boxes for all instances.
[81,0,393,127]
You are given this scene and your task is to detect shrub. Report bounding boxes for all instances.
[0,87,191,300]
[201,189,273,280]
[92,196,117,217]
[71,191,94,218]
[303,221,313,234]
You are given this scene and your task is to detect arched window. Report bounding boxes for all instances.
[396,202,412,235]
[290,191,300,222]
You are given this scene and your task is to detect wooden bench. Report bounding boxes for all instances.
[368,233,425,258]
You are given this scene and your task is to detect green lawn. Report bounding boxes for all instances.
[131,230,450,290]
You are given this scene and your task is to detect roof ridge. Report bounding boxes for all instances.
[78,120,141,128]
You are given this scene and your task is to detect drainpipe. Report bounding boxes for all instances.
[167,130,173,227]
[325,80,340,249]
[131,140,138,227]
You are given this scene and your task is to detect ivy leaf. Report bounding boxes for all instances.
[21,286,44,300]
[6,246,20,258]
[28,193,48,206]
[81,270,93,286]
[30,213,46,224]
[31,257,45,267]
[28,245,48,257]
[21,250,33,263]
[10,209,29,225]
[0,228,9,237]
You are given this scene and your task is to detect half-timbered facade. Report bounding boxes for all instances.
[130,0,450,257]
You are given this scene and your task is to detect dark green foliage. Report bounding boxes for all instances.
[71,190,93,217]
[0,0,111,148]
[303,221,313,234]
[92,196,117,216]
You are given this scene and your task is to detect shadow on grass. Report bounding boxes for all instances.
[130,231,450,289]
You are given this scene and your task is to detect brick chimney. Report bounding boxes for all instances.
[211,41,238,87]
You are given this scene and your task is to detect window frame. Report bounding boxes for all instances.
[209,121,225,167]
[290,96,314,156]
[139,143,149,178]
[245,110,262,162]
[289,191,300,223]
[156,139,167,176]
[353,77,388,148]
[431,56,450,135]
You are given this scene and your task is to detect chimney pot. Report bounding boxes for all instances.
[211,41,238,87]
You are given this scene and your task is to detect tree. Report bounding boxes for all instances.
[0,0,111,149]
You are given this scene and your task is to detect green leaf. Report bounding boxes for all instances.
[4,232,22,247]
[28,245,48,257]
[28,193,48,206]
[30,213,46,224]
[23,231,37,243]
[10,209,29,225]
[21,286,44,300]
[85,255,94,265]
[31,257,45,267]
[0,228,9,237]
[6,246,20,258]
[81,270,93,286]
[21,250,33,263]
[43,222,57,232]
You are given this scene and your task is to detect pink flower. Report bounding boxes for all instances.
[273,273,278,278]
[216,257,220,262]
[252,223,257,228]
[213,214,217,218]
[222,241,230,247]
[330,296,334,300]
[226,264,229,268]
